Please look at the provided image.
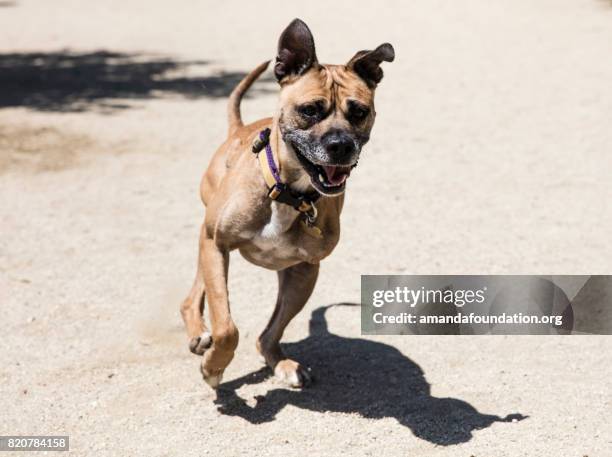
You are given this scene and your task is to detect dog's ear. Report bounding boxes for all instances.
[347,43,395,88]
[275,18,318,82]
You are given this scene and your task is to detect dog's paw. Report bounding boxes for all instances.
[189,331,212,355]
[200,364,224,389]
[274,359,312,388]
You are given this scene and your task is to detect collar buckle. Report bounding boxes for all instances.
[268,182,285,200]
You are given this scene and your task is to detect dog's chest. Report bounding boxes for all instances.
[241,202,337,269]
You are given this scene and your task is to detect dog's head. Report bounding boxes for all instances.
[274,19,394,195]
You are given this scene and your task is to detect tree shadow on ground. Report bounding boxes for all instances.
[215,304,526,446]
[0,51,274,112]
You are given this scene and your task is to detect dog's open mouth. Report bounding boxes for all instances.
[292,145,353,195]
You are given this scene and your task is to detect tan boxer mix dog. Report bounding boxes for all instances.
[180,18,394,388]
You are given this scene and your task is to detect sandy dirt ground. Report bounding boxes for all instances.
[1,0,612,455]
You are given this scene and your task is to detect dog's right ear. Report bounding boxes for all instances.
[274,18,318,82]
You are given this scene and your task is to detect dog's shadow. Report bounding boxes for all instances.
[215,304,526,446]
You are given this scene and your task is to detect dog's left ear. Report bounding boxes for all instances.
[347,43,395,88]
[275,18,318,82]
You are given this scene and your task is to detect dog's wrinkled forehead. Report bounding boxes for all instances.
[273,18,393,114]
[279,65,374,108]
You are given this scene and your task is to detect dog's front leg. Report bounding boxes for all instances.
[199,236,237,388]
[257,262,319,387]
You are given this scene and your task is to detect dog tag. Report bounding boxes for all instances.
[301,219,323,239]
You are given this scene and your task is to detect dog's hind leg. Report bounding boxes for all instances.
[180,224,211,355]
[181,276,210,355]
[257,262,319,388]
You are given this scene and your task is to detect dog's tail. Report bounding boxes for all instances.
[227,60,271,135]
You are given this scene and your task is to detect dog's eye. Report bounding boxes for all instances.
[348,103,370,123]
[298,103,320,118]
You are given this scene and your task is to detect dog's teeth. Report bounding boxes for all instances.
[318,173,326,183]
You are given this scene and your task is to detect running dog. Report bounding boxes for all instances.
[181,18,394,388]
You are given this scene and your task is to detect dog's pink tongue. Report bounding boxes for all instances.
[323,165,351,185]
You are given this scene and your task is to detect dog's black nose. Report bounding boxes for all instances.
[322,131,355,160]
